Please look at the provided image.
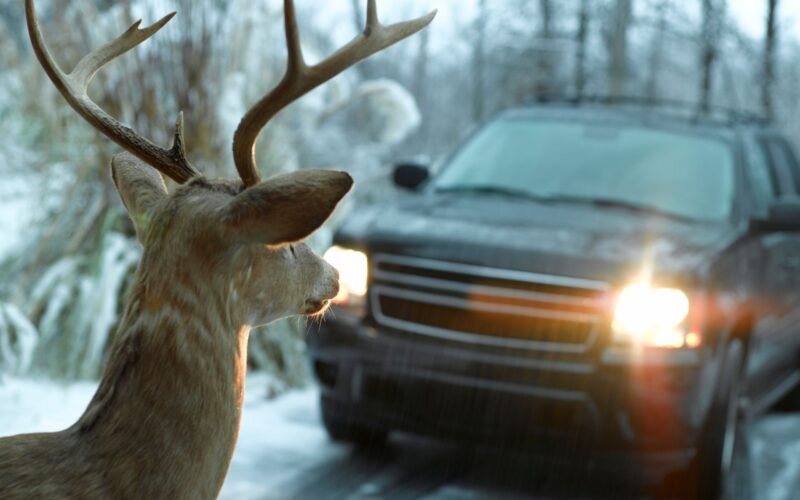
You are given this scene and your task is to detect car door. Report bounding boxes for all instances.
[735,136,781,401]
[763,137,800,313]
[753,135,800,399]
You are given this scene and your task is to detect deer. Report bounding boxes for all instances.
[0,1,435,498]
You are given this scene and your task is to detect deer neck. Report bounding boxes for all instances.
[75,271,249,498]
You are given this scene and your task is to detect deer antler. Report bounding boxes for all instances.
[232,0,437,188]
[25,0,200,184]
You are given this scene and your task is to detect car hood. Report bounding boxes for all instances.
[336,194,739,285]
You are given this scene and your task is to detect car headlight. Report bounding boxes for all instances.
[323,246,368,306]
[612,285,699,349]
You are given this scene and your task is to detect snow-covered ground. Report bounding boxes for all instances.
[0,374,347,499]
[2,375,800,499]
[0,176,34,260]
[218,377,349,499]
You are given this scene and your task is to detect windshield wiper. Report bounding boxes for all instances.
[435,185,545,202]
[535,195,702,223]
[436,187,704,222]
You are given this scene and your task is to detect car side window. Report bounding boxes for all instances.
[744,138,777,215]
[764,138,800,195]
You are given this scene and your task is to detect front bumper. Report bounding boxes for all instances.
[308,310,717,466]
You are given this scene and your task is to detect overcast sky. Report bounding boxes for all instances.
[316,0,800,52]
[395,0,800,41]
[729,0,800,39]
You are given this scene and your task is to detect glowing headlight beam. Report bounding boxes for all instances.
[613,285,692,348]
[323,246,369,302]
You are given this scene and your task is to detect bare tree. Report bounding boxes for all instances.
[574,0,590,96]
[763,0,779,120]
[534,0,556,98]
[540,0,553,37]
[699,0,726,112]
[646,0,669,101]
[472,0,488,121]
[608,0,633,98]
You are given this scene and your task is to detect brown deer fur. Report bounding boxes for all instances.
[2,0,433,497]
[0,154,353,498]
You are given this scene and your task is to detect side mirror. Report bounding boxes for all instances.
[393,163,430,191]
[749,198,800,233]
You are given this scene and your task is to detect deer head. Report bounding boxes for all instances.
[111,153,353,327]
[24,0,436,327]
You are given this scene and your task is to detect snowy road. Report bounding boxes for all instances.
[2,375,800,499]
[222,385,800,499]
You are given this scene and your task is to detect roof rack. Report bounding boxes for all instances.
[528,94,771,127]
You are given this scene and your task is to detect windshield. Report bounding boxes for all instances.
[433,119,736,222]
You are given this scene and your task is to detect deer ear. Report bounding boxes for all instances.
[226,169,354,245]
[111,153,168,241]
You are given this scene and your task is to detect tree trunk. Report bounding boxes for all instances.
[646,0,668,101]
[534,0,555,99]
[574,0,590,96]
[472,0,488,122]
[699,0,726,113]
[763,0,779,121]
[608,0,633,98]
[540,0,553,38]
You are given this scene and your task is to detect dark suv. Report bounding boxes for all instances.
[308,102,800,497]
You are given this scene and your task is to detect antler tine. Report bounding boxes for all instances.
[366,0,379,31]
[232,0,437,188]
[25,0,200,184]
[284,0,305,76]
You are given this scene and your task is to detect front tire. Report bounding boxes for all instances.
[697,340,753,500]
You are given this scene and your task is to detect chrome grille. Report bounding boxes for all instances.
[370,254,610,353]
